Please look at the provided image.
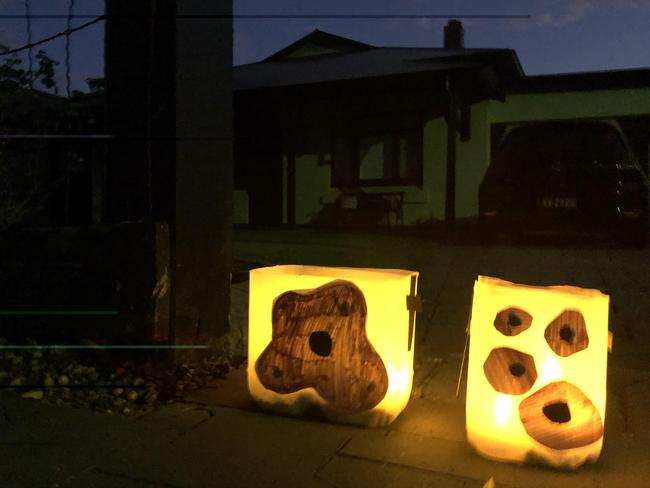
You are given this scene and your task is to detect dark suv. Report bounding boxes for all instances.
[479,120,648,246]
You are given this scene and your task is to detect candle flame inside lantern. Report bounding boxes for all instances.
[387,365,410,395]
[495,394,512,426]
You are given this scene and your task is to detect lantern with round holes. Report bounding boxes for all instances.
[248,265,420,427]
[465,276,610,469]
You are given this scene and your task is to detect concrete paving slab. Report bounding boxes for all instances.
[94,407,357,488]
[1,394,359,488]
[318,453,489,488]
[390,397,466,443]
[135,401,218,432]
[340,430,600,488]
[0,394,161,488]
[0,443,94,488]
[590,439,650,488]
[155,408,356,488]
[61,467,169,488]
[182,367,255,410]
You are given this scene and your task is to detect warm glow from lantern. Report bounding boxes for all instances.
[248,265,418,427]
[539,355,563,384]
[466,276,610,469]
[387,365,410,395]
[495,394,512,426]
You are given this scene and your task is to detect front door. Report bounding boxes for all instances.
[243,139,283,225]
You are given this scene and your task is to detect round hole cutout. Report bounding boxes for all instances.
[483,347,537,395]
[493,307,532,336]
[508,312,522,327]
[559,325,575,343]
[509,362,526,377]
[543,401,572,423]
[309,331,332,357]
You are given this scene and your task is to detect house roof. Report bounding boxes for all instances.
[234,29,523,92]
[263,29,373,61]
[509,68,650,93]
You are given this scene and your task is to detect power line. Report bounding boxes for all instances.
[0,13,531,20]
[0,13,531,58]
[0,15,105,57]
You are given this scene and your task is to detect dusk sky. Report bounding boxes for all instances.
[0,0,649,92]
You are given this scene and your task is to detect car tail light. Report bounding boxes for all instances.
[620,209,643,220]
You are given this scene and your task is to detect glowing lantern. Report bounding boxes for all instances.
[248,265,419,427]
[466,276,610,469]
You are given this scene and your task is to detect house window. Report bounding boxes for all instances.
[333,114,423,187]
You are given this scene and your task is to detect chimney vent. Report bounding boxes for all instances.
[444,19,464,49]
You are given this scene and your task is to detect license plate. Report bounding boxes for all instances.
[538,197,577,209]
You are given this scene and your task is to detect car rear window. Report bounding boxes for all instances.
[490,123,630,177]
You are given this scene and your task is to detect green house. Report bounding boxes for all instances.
[233,22,650,227]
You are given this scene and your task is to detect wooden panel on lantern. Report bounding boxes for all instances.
[248,265,419,427]
[493,308,533,336]
[483,347,537,395]
[256,281,389,413]
[544,309,589,357]
[519,381,604,450]
[466,276,609,470]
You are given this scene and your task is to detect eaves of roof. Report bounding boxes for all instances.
[234,47,521,92]
[510,68,650,94]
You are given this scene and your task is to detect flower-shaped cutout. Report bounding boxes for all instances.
[255,280,388,413]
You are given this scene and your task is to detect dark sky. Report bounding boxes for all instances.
[0,0,105,92]
[234,0,650,73]
[1,0,649,93]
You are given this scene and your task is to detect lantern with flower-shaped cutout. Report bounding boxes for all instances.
[248,265,419,427]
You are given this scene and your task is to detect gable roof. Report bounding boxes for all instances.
[263,29,373,61]
[235,30,523,92]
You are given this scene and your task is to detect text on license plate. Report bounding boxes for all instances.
[538,197,577,209]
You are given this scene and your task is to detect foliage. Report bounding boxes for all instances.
[0,49,59,94]
[35,50,59,94]
[86,77,105,94]
[0,56,28,86]
[0,48,97,230]
[0,143,48,231]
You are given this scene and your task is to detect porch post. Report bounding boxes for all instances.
[286,150,296,226]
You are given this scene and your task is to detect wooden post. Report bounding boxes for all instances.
[104,0,152,222]
[174,0,233,349]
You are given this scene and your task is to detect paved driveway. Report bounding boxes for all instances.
[233,227,650,485]
[234,227,650,369]
[2,227,649,488]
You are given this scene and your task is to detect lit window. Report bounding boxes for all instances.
[332,114,422,186]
